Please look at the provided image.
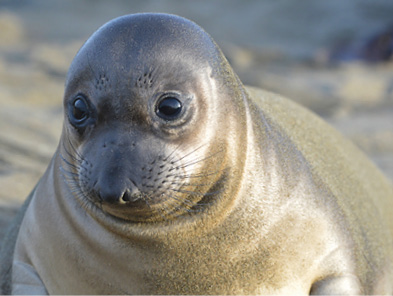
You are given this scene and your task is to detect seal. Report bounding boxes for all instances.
[1,13,393,294]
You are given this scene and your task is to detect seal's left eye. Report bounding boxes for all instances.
[156,96,182,120]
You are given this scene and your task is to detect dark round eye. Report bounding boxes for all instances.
[156,96,182,120]
[69,95,90,126]
[73,97,88,121]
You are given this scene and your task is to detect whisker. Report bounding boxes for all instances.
[59,151,105,217]
[62,142,83,164]
[170,181,217,187]
[66,136,84,162]
[174,149,225,170]
[59,167,79,178]
[163,142,183,162]
[60,175,79,188]
[59,153,80,170]
[169,143,208,165]
[59,164,79,180]
[170,168,226,179]
[165,192,214,208]
[145,199,169,221]
[165,192,212,213]
[169,188,223,197]
[162,195,207,215]
[162,192,195,207]
[170,176,227,188]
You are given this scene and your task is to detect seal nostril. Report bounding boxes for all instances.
[95,184,133,204]
[120,190,131,203]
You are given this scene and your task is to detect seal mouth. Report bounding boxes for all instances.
[98,169,228,223]
[100,199,183,223]
[99,191,194,222]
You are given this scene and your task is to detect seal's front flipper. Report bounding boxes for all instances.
[12,261,48,295]
[310,275,362,295]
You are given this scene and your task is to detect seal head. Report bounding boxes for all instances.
[61,13,248,223]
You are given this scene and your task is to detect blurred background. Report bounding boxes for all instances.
[1,0,393,240]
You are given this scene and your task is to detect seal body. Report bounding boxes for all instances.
[1,13,393,295]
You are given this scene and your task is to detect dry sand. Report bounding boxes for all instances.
[1,0,392,242]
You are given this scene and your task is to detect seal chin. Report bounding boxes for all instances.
[100,195,190,223]
[101,201,154,222]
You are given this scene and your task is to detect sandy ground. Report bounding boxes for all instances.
[1,0,392,242]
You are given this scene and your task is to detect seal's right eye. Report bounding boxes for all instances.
[73,98,88,121]
[68,95,91,127]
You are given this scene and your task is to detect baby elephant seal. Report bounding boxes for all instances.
[1,13,393,295]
